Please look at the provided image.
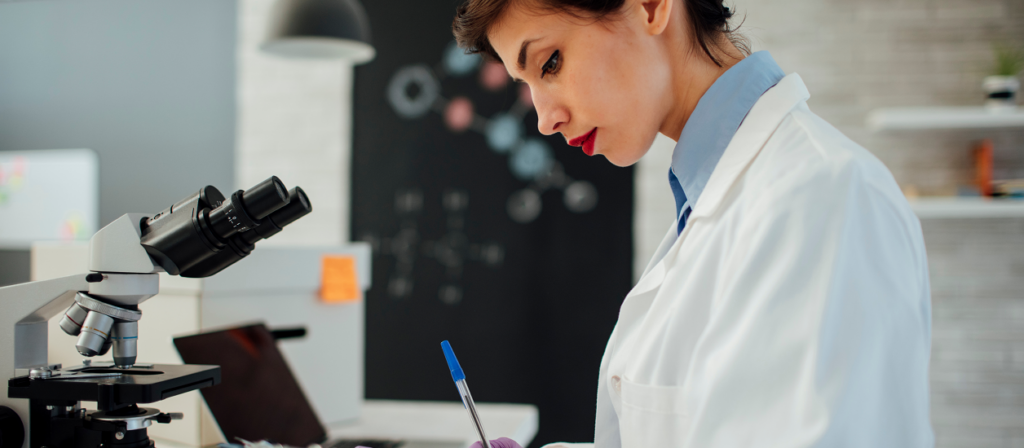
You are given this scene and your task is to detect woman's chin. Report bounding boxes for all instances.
[601,147,646,168]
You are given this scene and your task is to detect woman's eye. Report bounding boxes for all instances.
[541,50,560,78]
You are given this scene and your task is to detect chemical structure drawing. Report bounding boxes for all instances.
[386,41,599,224]
[360,189,504,305]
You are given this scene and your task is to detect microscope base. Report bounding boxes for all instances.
[7,364,219,448]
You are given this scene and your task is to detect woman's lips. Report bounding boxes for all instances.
[568,128,598,156]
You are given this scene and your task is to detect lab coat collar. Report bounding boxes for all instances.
[637,73,810,280]
[670,51,785,218]
[689,72,811,221]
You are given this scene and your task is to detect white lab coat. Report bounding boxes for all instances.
[547,73,934,448]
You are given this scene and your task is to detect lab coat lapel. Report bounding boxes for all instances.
[621,222,676,331]
[619,73,810,323]
[689,73,811,221]
[597,74,816,448]
[639,221,678,279]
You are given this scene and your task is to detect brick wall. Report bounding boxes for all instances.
[926,218,1024,447]
[633,1,1024,446]
[236,0,355,245]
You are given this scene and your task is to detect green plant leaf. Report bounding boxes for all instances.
[993,44,1024,76]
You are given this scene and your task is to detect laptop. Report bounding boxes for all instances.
[174,323,401,448]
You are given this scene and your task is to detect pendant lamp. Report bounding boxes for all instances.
[262,0,375,64]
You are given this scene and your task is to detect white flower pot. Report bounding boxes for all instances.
[983,75,1020,110]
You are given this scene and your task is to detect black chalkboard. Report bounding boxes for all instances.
[352,2,634,446]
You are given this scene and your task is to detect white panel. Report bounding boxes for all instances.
[201,244,371,294]
[633,134,677,282]
[31,241,89,281]
[0,149,98,249]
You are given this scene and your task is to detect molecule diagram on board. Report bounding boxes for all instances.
[386,41,599,224]
[360,189,504,305]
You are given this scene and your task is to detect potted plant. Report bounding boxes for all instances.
[984,44,1023,110]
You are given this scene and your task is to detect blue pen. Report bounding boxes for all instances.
[441,340,491,448]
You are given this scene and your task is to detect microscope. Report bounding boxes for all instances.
[0,176,312,448]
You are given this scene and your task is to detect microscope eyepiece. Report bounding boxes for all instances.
[268,186,312,229]
[139,176,311,276]
[175,187,313,278]
[205,176,290,240]
[240,176,289,220]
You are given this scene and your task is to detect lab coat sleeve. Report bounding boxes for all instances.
[682,155,932,447]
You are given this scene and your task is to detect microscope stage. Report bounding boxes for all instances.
[8,363,220,406]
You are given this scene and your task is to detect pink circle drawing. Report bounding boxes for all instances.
[518,83,533,108]
[445,97,474,132]
[480,61,509,91]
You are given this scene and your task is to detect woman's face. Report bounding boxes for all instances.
[487,0,675,166]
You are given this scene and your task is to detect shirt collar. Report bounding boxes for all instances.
[669,51,785,214]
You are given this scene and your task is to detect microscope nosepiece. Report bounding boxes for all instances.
[76,312,114,357]
[59,303,89,336]
[112,321,139,368]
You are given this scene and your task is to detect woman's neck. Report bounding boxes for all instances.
[660,37,745,142]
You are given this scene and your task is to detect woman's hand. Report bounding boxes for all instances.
[469,437,523,448]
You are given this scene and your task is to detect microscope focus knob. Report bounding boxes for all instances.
[0,406,25,448]
[154,412,183,424]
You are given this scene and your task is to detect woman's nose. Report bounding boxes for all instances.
[533,89,568,135]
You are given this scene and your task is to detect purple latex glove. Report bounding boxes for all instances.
[469,437,523,448]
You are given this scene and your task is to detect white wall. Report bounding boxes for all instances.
[236,0,355,245]
[633,135,676,277]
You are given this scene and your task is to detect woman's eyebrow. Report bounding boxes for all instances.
[517,39,536,71]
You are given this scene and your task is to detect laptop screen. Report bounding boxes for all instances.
[174,323,327,445]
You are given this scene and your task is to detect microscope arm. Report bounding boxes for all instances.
[1,213,162,380]
[0,274,89,378]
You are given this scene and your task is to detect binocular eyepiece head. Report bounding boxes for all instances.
[63,176,312,368]
[139,176,312,277]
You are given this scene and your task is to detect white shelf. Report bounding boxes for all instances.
[867,106,1024,131]
[908,197,1024,219]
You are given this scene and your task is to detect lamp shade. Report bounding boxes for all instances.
[262,0,375,64]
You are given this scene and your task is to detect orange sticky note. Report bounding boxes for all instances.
[320,255,361,303]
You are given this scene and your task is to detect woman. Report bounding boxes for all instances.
[454,0,933,446]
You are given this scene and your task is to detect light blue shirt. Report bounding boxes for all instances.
[669,51,786,234]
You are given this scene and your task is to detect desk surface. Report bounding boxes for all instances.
[153,400,538,448]
[328,400,538,448]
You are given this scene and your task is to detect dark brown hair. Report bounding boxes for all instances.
[452,0,749,67]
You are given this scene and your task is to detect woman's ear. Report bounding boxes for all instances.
[637,0,673,36]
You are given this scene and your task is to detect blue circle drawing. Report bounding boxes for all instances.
[443,41,481,76]
[509,138,554,181]
[486,114,521,153]
[387,65,439,119]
